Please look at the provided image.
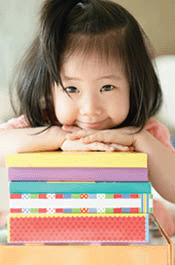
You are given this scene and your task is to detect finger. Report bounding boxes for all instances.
[62,125,80,133]
[62,140,113,152]
[128,146,134,152]
[81,130,134,146]
[61,139,87,151]
[87,142,114,152]
[80,134,132,151]
[109,144,130,151]
[80,133,130,149]
[81,133,107,143]
[66,130,94,140]
[110,144,135,152]
[0,211,8,227]
[61,139,103,151]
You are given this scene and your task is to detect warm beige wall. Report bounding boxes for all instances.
[114,0,175,56]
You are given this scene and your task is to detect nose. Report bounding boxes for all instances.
[79,93,102,116]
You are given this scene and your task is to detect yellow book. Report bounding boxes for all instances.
[6,152,147,168]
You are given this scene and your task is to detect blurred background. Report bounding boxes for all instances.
[0,0,175,210]
[117,0,175,56]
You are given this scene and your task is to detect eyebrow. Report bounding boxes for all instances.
[62,74,121,81]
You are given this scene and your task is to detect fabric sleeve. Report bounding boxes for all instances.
[0,115,30,130]
[145,118,175,153]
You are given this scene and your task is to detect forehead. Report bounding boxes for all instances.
[60,51,127,83]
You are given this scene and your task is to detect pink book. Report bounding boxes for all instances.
[8,213,149,244]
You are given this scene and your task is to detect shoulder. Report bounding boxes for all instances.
[0,115,31,130]
[145,117,175,152]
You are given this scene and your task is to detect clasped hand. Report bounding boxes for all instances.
[61,125,139,152]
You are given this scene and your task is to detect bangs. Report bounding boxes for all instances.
[60,30,125,66]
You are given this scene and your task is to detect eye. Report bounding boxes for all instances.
[100,85,115,92]
[64,86,79,93]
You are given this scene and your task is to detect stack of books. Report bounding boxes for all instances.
[6,152,152,244]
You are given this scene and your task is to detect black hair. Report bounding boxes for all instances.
[10,0,162,132]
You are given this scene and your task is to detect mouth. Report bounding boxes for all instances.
[77,119,107,129]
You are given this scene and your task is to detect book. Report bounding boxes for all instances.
[8,213,149,244]
[9,182,151,194]
[8,167,148,181]
[1,215,174,264]
[9,193,153,214]
[6,152,147,168]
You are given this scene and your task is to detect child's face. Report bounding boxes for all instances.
[53,52,130,130]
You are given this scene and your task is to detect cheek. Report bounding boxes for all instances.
[54,94,77,125]
[108,94,130,121]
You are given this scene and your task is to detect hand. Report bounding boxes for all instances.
[62,124,81,133]
[0,211,8,227]
[61,138,131,152]
[65,126,141,151]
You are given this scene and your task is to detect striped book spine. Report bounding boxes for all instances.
[9,193,153,214]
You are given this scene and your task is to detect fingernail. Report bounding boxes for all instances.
[109,147,115,151]
[110,144,128,150]
[66,133,72,139]
[117,146,129,150]
[81,137,89,143]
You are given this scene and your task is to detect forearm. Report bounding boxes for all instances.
[136,130,175,203]
[0,126,67,167]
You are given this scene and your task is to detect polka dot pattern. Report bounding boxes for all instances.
[9,214,147,243]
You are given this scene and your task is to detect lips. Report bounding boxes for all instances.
[77,119,107,129]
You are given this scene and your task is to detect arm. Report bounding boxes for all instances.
[136,129,175,204]
[0,126,67,167]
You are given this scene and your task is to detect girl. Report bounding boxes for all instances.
[1,0,175,237]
